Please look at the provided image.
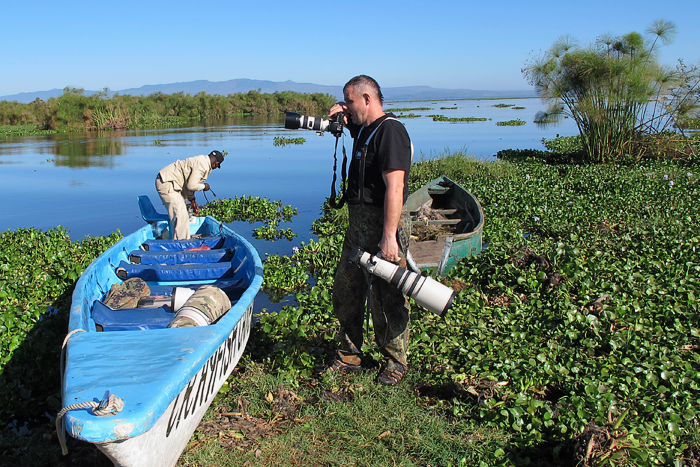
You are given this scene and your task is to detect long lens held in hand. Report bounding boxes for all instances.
[284,111,344,137]
[348,248,456,317]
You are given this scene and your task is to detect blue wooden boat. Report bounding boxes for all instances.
[57,196,263,467]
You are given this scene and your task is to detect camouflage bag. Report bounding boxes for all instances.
[103,277,151,309]
[168,285,231,328]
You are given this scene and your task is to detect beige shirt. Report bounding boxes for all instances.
[158,155,212,200]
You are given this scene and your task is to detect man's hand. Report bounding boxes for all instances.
[203,183,211,191]
[328,102,348,124]
[191,199,200,216]
[379,236,400,263]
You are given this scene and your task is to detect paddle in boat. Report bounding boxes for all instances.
[57,195,263,467]
[405,175,484,275]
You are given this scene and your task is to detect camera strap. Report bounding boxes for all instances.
[328,135,348,210]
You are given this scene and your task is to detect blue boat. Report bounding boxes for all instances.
[57,196,264,467]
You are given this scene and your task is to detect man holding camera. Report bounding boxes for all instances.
[327,75,413,385]
[155,150,223,240]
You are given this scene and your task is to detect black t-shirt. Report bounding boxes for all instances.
[346,113,412,206]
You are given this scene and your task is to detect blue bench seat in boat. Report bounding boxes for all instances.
[93,277,249,332]
[128,247,234,265]
[115,260,235,281]
[141,236,225,251]
[92,300,174,331]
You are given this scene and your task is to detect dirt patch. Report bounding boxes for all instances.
[187,392,295,453]
[444,277,470,292]
[511,246,566,290]
[513,246,552,270]
[184,382,356,456]
[571,417,633,467]
[683,444,700,467]
[417,377,508,407]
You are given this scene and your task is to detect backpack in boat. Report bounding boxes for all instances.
[104,277,151,309]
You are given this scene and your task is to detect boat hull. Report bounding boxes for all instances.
[97,305,251,467]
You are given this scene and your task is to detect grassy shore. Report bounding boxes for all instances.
[1,150,699,466]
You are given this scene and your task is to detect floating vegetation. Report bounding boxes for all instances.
[396,113,421,118]
[274,136,306,147]
[513,106,526,110]
[496,119,526,126]
[0,125,58,137]
[440,106,458,110]
[153,139,162,145]
[200,196,297,241]
[386,107,431,112]
[492,103,514,108]
[429,115,488,122]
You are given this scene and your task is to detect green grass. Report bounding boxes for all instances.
[179,363,511,466]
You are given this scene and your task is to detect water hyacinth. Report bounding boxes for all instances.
[664,174,669,180]
[534,216,540,222]
[670,180,675,187]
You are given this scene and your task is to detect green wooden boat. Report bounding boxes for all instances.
[405,176,484,275]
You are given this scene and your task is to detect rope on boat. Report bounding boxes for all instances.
[55,329,125,455]
[55,393,124,455]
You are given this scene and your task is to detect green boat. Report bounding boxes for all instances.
[405,176,484,275]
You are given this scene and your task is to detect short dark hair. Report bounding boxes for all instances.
[344,75,384,104]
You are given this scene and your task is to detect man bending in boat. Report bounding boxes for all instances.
[155,150,223,240]
[326,75,413,385]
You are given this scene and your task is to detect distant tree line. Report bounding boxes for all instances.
[0,88,336,131]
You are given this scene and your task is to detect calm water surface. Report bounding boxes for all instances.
[2,98,577,256]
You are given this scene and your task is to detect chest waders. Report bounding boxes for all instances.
[329,118,408,350]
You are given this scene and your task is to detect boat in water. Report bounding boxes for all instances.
[57,195,263,467]
[406,176,484,275]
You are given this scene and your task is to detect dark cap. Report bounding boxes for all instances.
[209,150,224,163]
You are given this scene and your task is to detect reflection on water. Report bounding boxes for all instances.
[53,137,125,168]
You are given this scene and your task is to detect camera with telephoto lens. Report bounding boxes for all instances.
[348,248,456,317]
[284,111,344,137]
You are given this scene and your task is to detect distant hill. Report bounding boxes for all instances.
[0,79,536,103]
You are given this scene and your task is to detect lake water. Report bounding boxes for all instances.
[2,98,576,269]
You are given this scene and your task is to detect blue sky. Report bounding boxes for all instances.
[2,0,699,95]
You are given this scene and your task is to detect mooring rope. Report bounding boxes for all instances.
[55,393,124,455]
[56,329,125,455]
